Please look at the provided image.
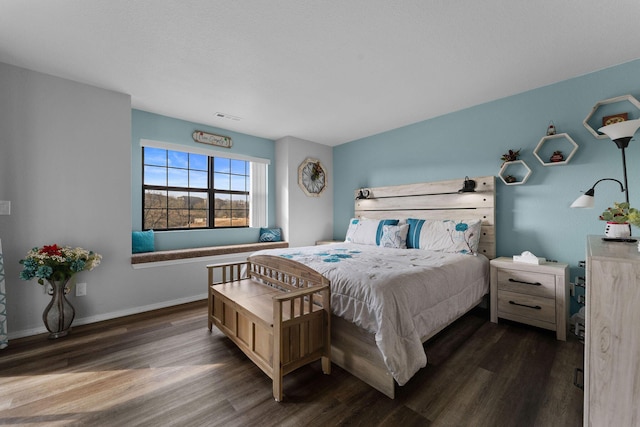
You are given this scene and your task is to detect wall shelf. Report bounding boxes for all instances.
[499,160,532,185]
[583,94,640,139]
[533,133,579,166]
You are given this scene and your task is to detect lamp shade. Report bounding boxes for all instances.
[598,119,640,141]
[570,193,595,208]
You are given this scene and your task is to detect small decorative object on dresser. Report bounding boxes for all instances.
[599,201,634,238]
[19,244,102,339]
[490,257,569,340]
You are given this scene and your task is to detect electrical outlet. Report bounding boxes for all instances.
[76,282,87,296]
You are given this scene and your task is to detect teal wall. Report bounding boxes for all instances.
[131,110,277,250]
[334,59,640,280]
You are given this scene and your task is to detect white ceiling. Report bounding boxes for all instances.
[2,1,640,146]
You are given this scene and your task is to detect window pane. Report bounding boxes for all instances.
[168,168,188,187]
[168,191,188,209]
[189,193,208,210]
[189,170,208,188]
[144,209,167,229]
[214,173,230,190]
[214,193,231,209]
[168,208,190,229]
[190,210,208,228]
[214,157,230,173]
[189,153,207,171]
[231,160,247,175]
[168,150,188,168]
[144,165,167,186]
[230,175,246,191]
[144,147,167,166]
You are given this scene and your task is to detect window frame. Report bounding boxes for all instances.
[140,139,268,231]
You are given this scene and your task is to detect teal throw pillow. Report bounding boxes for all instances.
[132,230,155,253]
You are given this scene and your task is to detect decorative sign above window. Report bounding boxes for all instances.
[192,130,232,148]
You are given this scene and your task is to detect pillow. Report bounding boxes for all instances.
[132,230,155,253]
[379,224,409,249]
[345,218,400,246]
[259,227,282,242]
[407,218,482,255]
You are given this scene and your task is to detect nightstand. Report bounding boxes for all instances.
[490,257,569,340]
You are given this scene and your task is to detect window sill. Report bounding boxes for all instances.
[131,241,289,265]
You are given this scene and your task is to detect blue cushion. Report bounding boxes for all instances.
[132,230,155,253]
[259,227,282,242]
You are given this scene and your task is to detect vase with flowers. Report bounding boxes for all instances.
[599,202,639,238]
[19,244,102,338]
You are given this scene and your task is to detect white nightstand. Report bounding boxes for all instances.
[490,257,569,340]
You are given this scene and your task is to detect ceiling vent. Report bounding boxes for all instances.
[215,112,241,121]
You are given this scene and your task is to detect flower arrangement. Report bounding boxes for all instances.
[19,244,102,285]
[310,162,323,181]
[599,202,640,226]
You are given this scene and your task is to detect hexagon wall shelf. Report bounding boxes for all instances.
[499,160,532,186]
[583,94,640,139]
[533,133,579,166]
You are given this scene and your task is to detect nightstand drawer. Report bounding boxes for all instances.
[497,290,556,324]
[497,269,556,298]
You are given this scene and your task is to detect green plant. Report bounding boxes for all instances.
[500,149,520,165]
[599,202,640,225]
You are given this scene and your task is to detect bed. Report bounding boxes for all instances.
[254,176,496,398]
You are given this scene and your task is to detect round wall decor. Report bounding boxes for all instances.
[298,158,326,197]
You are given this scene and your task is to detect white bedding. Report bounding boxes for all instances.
[253,242,489,385]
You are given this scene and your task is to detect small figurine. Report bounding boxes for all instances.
[547,121,556,135]
[550,151,564,162]
[505,175,517,183]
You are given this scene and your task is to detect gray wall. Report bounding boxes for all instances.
[0,63,247,338]
[276,136,333,247]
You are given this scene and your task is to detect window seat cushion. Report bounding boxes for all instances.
[131,241,289,264]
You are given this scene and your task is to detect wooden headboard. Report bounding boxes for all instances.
[353,176,496,259]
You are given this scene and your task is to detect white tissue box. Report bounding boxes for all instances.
[513,254,546,264]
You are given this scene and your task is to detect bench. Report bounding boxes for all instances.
[207,254,331,401]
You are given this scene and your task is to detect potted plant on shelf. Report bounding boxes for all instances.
[19,244,102,339]
[599,202,637,238]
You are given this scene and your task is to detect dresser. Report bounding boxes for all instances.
[584,235,640,426]
[490,257,569,340]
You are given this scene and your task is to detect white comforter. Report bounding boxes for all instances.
[252,243,489,385]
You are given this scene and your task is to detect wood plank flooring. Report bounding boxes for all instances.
[0,301,583,426]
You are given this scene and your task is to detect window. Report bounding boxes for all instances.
[143,147,250,230]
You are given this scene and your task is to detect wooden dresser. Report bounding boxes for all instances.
[584,235,640,426]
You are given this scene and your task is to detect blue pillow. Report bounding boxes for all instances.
[259,227,282,242]
[132,230,155,253]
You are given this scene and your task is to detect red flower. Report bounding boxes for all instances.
[40,244,62,256]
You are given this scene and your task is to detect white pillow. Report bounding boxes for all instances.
[345,218,400,246]
[379,224,409,249]
[407,218,482,255]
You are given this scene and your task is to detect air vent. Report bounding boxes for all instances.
[215,112,241,121]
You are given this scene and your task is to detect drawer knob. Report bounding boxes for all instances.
[508,278,542,286]
[509,300,542,310]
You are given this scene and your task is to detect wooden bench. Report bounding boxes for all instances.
[207,255,331,401]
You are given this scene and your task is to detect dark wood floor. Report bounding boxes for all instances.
[0,301,584,427]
